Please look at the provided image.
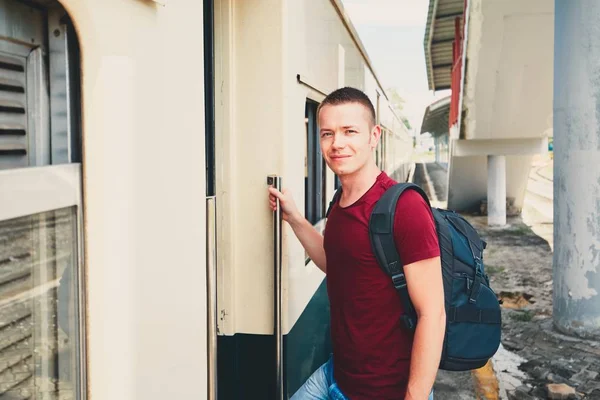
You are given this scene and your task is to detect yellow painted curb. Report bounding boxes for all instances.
[472,360,500,400]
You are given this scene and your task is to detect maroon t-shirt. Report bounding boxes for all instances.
[323,172,440,399]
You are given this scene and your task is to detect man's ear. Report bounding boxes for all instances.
[370,125,382,149]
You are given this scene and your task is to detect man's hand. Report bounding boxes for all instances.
[267,186,327,272]
[268,187,301,224]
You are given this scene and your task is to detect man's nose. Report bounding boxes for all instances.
[332,133,345,149]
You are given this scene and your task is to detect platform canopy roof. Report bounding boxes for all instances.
[424,0,465,91]
[420,96,451,137]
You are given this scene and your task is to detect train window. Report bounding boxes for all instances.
[0,1,85,399]
[0,207,81,397]
[376,127,387,170]
[380,128,387,170]
[305,100,326,225]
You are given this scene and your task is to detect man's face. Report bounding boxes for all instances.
[318,102,380,177]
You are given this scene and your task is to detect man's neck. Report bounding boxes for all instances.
[338,164,382,207]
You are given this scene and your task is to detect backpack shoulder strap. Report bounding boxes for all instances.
[368,183,431,330]
[326,187,343,218]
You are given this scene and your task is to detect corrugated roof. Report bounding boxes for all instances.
[420,96,451,136]
[423,0,465,91]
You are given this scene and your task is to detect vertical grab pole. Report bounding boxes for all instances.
[267,175,284,400]
[206,197,218,400]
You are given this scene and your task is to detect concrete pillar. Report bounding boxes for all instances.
[487,155,506,226]
[442,135,448,164]
[435,136,440,163]
[553,0,600,339]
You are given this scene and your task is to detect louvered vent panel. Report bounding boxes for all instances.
[0,53,28,169]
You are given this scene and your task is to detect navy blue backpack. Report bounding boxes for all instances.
[327,183,502,371]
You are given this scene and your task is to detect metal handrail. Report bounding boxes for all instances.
[267,175,284,400]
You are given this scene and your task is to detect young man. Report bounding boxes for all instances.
[268,87,445,400]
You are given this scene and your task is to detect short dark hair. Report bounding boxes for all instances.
[317,87,376,127]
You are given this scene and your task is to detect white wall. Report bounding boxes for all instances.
[462,0,554,140]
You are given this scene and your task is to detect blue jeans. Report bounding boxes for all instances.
[291,356,434,400]
[290,356,348,400]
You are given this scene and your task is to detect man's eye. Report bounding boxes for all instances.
[346,130,357,134]
[321,132,333,137]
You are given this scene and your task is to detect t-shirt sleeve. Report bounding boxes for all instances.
[393,189,440,266]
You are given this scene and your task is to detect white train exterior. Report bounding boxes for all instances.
[0,0,413,399]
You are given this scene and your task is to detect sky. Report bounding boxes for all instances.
[340,0,450,134]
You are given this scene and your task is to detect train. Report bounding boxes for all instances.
[0,0,414,398]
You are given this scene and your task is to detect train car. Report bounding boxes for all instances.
[214,1,413,398]
[0,0,413,399]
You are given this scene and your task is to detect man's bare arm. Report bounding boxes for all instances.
[287,216,326,272]
[268,187,327,273]
[404,256,445,400]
